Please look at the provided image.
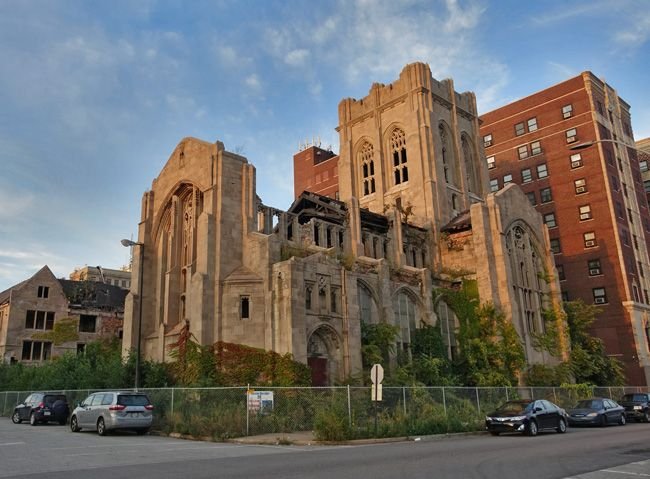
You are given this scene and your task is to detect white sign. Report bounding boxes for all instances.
[372,384,383,402]
[247,390,274,413]
[370,363,384,384]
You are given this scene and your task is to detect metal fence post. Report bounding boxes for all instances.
[608,387,612,399]
[552,388,558,403]
[475,388,481,413]
[442,387,447,416]
[170,387,175,414]
[246,384,250,437]
[3,391,7,416]
[505,387,509,402]
[347,385,352,428]
[402,387,407,417]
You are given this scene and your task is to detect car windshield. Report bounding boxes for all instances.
[117,394,150,406]
[621,394,647,402]
[575,400,602,409]
[495,401,532,414]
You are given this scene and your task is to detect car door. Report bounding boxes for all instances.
[540,401,556,428]
[76,394,94,427]
[532,401,549,428]
[17,394,32,421]
[88,393,105,427]
[604,399,617,422]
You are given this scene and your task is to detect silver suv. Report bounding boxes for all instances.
[70,391,153,436]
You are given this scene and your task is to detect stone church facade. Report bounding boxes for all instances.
[123,63,567,384]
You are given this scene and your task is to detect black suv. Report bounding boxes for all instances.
[11,393,69,425]
[620,393,650,422]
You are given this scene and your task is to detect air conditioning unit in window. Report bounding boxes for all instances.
[589,268,601,275]
[594,297,606,304]
[585,240,596,247]
[576,186,586,194]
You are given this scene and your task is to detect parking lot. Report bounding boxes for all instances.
[0,420,323,478]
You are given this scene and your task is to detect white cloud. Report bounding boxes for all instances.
[285,48,310,66]
[245,73,262,92]
[614,12,650,48]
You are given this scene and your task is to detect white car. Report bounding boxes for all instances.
[70,391,153,436]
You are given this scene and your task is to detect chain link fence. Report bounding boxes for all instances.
[2,385,647,440]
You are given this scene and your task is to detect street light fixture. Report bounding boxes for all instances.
[569,139,641,152]
[121,238,144,391]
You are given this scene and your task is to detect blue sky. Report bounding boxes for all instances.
[1,0,649,291]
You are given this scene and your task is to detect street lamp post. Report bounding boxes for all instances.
[121,238,144,391]
[569,138,642,153]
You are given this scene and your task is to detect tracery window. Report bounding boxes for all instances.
[391,129,408,185]
[359,142,376,195]
[394,291,418,351]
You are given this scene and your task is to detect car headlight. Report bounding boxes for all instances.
[509,416,526,421]
[586,412,598,417]
[485,416,492,422]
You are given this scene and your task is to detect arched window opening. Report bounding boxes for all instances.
[462,135,479,194]
[359,142,376,196]
[394,291,418,352]
[391,129,408,185]
[358,282,378,325]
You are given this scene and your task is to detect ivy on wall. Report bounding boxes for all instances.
[32,317,79,345]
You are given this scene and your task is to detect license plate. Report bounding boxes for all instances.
[43,411,51,416]
[130,412,141,417]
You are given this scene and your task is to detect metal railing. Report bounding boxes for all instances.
[2,385,646,439]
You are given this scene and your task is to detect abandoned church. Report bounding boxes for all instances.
[122,62,567,385]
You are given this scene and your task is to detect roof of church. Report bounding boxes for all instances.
[440,210,472,233]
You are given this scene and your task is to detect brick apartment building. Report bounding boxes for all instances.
[480,72,650,385]
[293,144,339,199]
[637,138,650,203]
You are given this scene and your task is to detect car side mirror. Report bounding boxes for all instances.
[534,407,542,413]
[76,402,83,408]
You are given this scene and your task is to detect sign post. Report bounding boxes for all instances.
[370,363,384,436]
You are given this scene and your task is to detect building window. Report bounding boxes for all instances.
[483,134,493,148]
[628,208,634,223]
[359,142,376,196]
[25,310,54,330]
[518,145,529,160]
[570,153,583,168]
[537,163,548,178]
[503,174,513,185]
[330,287,339,313]
[616,201,624,218]
[391,129,408,185]
[579,205,592,221]
[79,314,97,333]
[240,296,250,320]
[486,156,495,169]
[622,182,628,197]
[489,178,499,192]
[543,212,557,228]
[588,259,601,276]
[584,232,597,248]
[611,176,620,192]
[640,160,649,172]
[562,104,573,119]
[305,285,313,310]
[37,286,49,298]
[622,229,630,246]
[526,191,537,206]
[550,238,561,254]
[566,128,577,143]
[530,141,542,156]
[540,187,553,203]
[597,100,604,114]
[77,343,86,355]
[521,168,532,183]
[515,122,525,136]
[527,117,538,132]
[634,234,639,250]
[593,287,607,304]
[574,178,587,194]
[639,261,645,278]
[21,341,52,361]
[557,264,565,281]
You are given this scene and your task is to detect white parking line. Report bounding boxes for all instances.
[602,471,650,477]
[0,442,26,446]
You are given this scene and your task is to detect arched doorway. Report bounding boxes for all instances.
[307,325,342,386]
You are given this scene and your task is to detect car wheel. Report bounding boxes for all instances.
[619,414,626,426]
[11,411,22,424]
[643,411,650,423]
[97,417,107,436]
[135,428,150,436]
[29,413,38,426]
[557,418,567,434]
[70,415,81,432]
[526,420,538,437]
[599,415,607,427]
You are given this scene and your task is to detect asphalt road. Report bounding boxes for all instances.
[1,419,649,478]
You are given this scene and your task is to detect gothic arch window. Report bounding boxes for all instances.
[506,223,547,338]
[437,300,458,360]
[358,281,379,325]
[390,128,408,185]
[359,142,376,196]
[394,290,418,351]
[462,134,480,194]
[439,122,458,186]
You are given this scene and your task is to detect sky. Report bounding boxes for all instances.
[0,0,649,291]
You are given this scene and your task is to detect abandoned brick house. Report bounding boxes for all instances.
[0,266,126,363]
[123,62,567,385]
